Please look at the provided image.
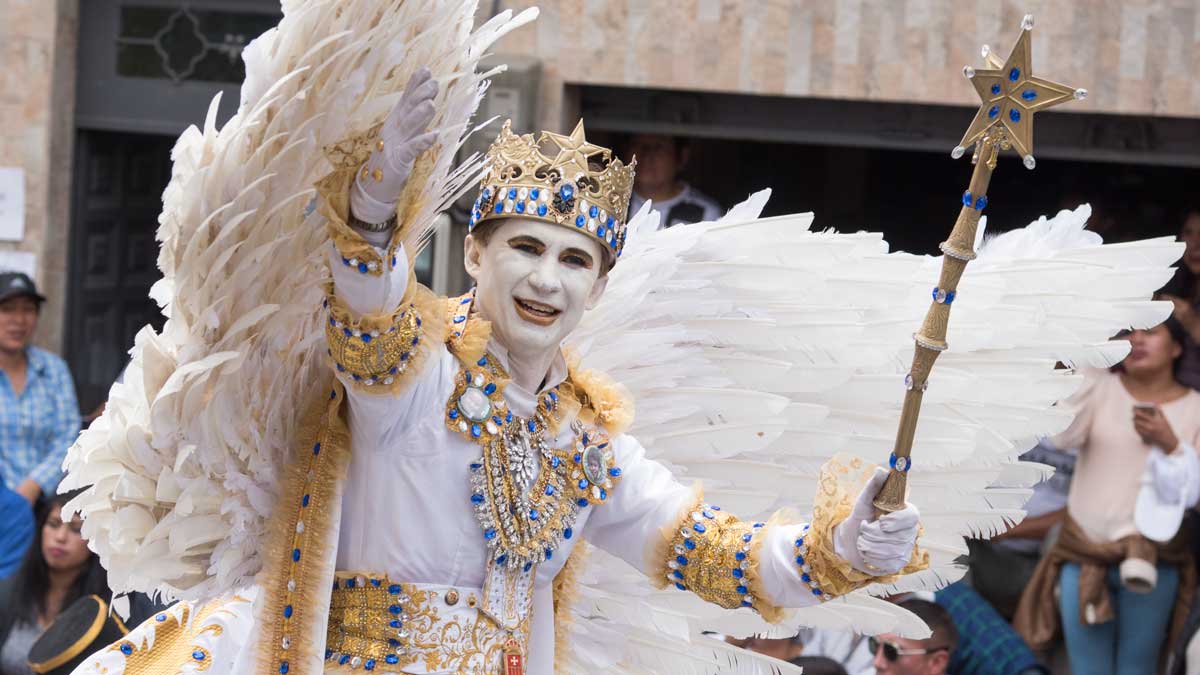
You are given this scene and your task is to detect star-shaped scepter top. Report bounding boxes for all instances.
[954,15,1087,169]
[541,120,605,181]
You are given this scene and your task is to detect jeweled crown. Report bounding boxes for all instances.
[469,120,636,260]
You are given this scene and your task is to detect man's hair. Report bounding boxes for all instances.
[898,598,958,656]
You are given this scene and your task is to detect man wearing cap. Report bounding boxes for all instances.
[0,272,81,578]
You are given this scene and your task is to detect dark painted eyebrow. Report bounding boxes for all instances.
[507,235,545,247]
[562,247,594,264]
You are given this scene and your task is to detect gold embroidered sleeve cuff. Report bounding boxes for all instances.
[325,284,423,392]
[656,495,784,621]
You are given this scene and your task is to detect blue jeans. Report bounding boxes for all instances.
[0,486,33,579]
[1059,561,1178,675]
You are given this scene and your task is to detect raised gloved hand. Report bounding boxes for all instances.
[349,67,439,226]
[832,467,920,576]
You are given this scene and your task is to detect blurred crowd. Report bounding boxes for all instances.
[1,139,1199,673]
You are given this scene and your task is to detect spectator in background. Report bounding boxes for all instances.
[966,439,1074,620]
[871,598,956,675]
[1160,209,1200,389]
[1016,320,1200,673]
[626,133,722,228]
[935,582,1049,675]
[0,492,108,675]
[0,273,80,578]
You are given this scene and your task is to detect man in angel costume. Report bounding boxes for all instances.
[60,4,1183,675]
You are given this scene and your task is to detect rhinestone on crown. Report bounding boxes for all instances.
[469,120,637,261]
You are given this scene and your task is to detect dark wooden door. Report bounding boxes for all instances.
[66,131,173,413]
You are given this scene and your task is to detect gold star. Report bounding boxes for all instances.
[956,19,1084,164]
[541,121,604,180]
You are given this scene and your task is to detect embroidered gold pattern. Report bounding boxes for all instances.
[324,575,516,674]
[325,284,422,388]
[657,495,782,615]
[258,387,352,675]
[105,599,243,674]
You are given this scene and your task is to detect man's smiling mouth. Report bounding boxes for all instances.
[514,297,561,325]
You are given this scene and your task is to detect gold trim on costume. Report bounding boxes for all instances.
[28,595,109,674]
[324,574,518,674]
[325,282,423,390]
[653,490,785,620]
[256,385,353,675]
[101,600,236,674]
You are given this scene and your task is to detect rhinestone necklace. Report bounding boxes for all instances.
[445,352,622,572]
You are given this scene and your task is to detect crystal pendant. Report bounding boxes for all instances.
[458,387,492,422]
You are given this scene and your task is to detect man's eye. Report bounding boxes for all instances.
[514,243,540,255]
[562,254,591,269]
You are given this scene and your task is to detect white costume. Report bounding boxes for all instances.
[61,3,1182,675]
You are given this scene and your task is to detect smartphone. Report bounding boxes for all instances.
[1134,402,1157,413]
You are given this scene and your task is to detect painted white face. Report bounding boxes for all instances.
[464,218,608,360]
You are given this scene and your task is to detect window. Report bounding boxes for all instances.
[116,5,279,84]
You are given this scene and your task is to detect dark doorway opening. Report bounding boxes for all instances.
[66,131,173,413]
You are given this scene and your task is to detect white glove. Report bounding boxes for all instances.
[832,468,920,576]
[349,67,439,227]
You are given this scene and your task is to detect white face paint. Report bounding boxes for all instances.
[464,218,608,367]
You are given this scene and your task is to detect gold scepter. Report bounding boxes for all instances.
[873,15,1088,513]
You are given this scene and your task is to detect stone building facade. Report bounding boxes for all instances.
[495,0,1200,130]
[0,0,77,352]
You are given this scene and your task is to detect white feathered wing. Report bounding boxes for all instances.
[60,0,536,603]
[559,194,1181,673]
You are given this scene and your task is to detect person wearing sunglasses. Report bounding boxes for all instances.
[871,599,957,675]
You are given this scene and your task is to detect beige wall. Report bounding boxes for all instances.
[0,0,77,354]
[494,0,1200,131]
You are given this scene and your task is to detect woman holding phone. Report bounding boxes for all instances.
[1016,318,1200,675]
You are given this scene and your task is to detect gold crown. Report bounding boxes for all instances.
[469,120,636,260]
